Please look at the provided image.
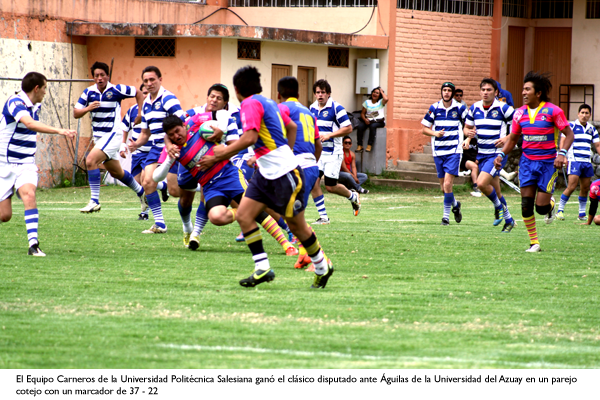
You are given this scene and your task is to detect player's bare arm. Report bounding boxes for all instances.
[320,125,351,142]
[422,126,445,138]
[129,128,151,152]
[555,125,575,169]
[20,115,76,138]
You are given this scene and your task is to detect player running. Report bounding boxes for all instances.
[421,82,467,225]
[74,61,146,214]
[494,71,574,252]
[0,72,77,256]
[556,104,600,221]
[464,78,516,232]
[199,66,334,288]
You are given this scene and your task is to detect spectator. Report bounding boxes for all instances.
[454,89,467,106]
[356,87,388,152]
[339,136,369,194]
[494,80,514,107]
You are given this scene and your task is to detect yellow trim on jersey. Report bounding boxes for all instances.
[238,168,248,192]
[547,169,558,192]
[258,121,278,151]
[285,169,303,218]
[527,101,546,125]
[554,126,560,150]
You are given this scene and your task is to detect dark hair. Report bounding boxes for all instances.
[278,76,299,99]
[524,71,552,102]
[313,79,331,94]
[142,66,162,79]
[455,89,464,95]
[233,66,262,98]
[369,87,382,100]
[343,135,352,143]
[162,115,184,133]
[579,104,592,113]
[139,83,145,91]
[21,72,47,93]
[91,61,109,77]
[479,78,498,91]
[207,84,230,103]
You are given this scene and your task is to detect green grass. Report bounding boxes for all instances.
[0,185,598,369]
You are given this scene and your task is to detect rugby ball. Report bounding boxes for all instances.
[199,120,217,140]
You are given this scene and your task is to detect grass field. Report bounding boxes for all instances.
[0,184,598,369]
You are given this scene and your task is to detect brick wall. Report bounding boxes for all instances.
[388,9,493,163]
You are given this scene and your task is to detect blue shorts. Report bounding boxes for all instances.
[434,153,461,178]
[302,165,319,206]
[130,152,148,177]
[177,164,198,191]
[244,166,306,218]
[231,155,255,182]
[568,161,595,178]
[143,145,163,169]
[519,157,558,193]
[478,154,506,177]
[202,162,246,204]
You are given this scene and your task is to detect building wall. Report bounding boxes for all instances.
[389,9,493,163]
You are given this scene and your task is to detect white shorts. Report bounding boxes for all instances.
[319,153,343,180]
[0,163,38,202]
[94,131,123,161]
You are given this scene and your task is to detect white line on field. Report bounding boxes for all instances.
[158,344,582,368]
[379,220,425,222]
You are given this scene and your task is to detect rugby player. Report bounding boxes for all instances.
[582,179,600,225]
[494,71,574,252]
[556,104,600,221]
[0,72,77,256]
[421,82,467,225]
[74,61,146,214]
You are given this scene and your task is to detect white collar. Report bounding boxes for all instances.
[145,86,167,104]
[91,81,114,94]
[17,91,34,107]
[311,97,334,111]
[474,98,502,111]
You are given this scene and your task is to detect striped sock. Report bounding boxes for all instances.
[300,233,328,275]
[146,191,166,229]
[88,169,101,204]
[259,214,291,250]
[156,181,166,191]
[244,227,270,271]
[486,188,502,209]
[443,193,453,220]
[119,170,144,196]
[578,196,587,217]
[523,215,539,245]
[499,194,508,209]
[192,203,208,237]
[500,199,514,224]
[178,200,193,234]
[313,194,329,220]
[558,193,569,213]
[277,217,292,236]
[24,208,39,246]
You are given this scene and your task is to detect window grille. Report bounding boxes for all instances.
[328,48,349,68]
[502,0,527,18]
[229,0,375,7]
[587,0,600,18]
[135,38,176,58]
[396,0,494,17]
[531,0,573,18]
[238,40,261,60]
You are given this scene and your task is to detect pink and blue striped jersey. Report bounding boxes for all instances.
[511,102,569,161]
[75,82,137,139]
[0,91,41,164]
[590,179,600,200]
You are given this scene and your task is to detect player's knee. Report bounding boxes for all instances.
[0,213,11,223]
[521,197,534,218]
[594,215,600,226]
[536,203,551,215]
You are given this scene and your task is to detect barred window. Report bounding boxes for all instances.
[396,0,494,17]
[238,40,261,60]
[587,0,600,18]
[135,38,176,58]
[531,0,573,18]
[229,0,375,6]
[503,0,527,18]
[328,48,349,68]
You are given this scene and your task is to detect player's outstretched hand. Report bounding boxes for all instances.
[246,156,256,168]
[166,143,180,159]
[206,127,224,143]
[198,155,216,171]
[494,137,507,148]
[59,129,77,138]
[493,155,503,170]
[464,127,476,138]
[127,138,138,153]
[119,143,128,159]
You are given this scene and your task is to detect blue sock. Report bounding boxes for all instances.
[277,217,291,234]
[25,208,39,246]
[499,195,507,208]
[443,193,453,220]
[146,191,166,229]
[558,193,570,213]
[313,194,328,220]
[486,188,502,209]
[578,196,587,216]
[119,170,144,196]
[193,203,208,237]
[178,200,193,233]
[88,169,101,204]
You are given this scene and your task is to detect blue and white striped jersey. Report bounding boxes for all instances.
[75,82,137,139]
[0,91,41,164]
[421,99,467,157]
[466,99,514,159]
[120,104,150,154]
[310,98,351,156]
[140,87,184,148]
[567,119,599,162]
[184,104,239,143]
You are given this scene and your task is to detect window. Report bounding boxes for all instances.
[135,38,175,58]
[328,48,349,68]
[587,0,600,18]
[237,40,261,60]
[229,0,375,6]
[503,0,527,18]
[396,0,494,17]
[531,0,572,18]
